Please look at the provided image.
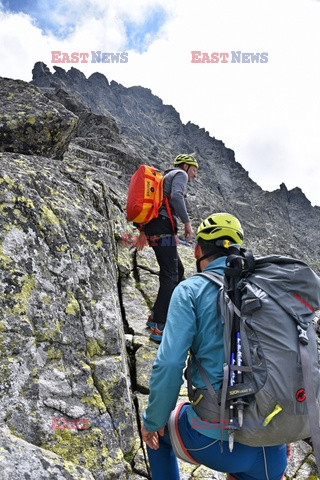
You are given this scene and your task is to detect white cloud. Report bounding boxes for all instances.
[0,10,52,80]
[0,0,319,205]
[130,0,320,206]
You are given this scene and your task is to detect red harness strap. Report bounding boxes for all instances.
[168,402,199,465]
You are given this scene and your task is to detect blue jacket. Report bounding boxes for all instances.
[143,256,226,439]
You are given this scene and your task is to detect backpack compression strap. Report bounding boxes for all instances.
[299,339,320,476]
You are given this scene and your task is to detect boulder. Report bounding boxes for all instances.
[0,77,77,159]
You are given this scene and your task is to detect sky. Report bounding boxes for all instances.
[0,0,319,207]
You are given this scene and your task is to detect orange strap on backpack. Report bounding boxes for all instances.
[164,196,176,233]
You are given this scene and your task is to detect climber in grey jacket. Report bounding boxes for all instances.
[136,154,198,342]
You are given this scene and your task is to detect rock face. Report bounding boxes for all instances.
[0,428,95,480]
[0,77,77,159]
[0,79,142,479]
[0,68,319,479]
[0,151,139,478]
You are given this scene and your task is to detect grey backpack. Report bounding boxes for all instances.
[187,249,320,473]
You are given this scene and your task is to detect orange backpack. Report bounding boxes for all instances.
[126,165,175,229]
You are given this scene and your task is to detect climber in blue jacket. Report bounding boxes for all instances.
[141,212,287,480]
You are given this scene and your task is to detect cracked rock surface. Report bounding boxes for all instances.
[0,151,140,478]
[0,73,319,479]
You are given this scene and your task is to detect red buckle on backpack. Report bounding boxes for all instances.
[296,388,306,402]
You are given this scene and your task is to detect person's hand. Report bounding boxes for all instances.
[136,231,148,252]
[184,221,194,242]
[286,443,292,460]
[141,423,165,450]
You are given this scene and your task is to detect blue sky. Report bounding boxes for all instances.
[0,0,320,206]
[2,0,167,51]
[125,9,167,52]
[2,0,76,38]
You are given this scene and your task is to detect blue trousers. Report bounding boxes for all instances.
[147,407,287,480]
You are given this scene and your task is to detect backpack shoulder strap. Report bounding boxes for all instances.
[195,271,224,287]
[186,271,224,400]
[164,196,175,233]
[162,169,183,233]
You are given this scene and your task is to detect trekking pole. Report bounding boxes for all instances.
[232,252,247,429]
[236,331,244,427]
[233,250,254,429]
[225,245,247,447]
[228,351,237,451]
[230,293,246,431]
[226,271,241,452]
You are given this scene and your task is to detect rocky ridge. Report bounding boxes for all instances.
[31,62,320,274]
[0,68,319,479]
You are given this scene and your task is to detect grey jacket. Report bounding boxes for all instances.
[160,168,189,224]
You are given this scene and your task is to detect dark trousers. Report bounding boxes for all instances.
[145,216,184,326]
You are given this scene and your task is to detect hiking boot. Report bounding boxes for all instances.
[146,313,156,329]
[150,325,164,343]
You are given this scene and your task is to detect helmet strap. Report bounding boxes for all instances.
[196,255,206,273]
[196,251,220,273]
[196,251,226,272]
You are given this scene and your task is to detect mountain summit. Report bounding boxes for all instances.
[31,61,320,272]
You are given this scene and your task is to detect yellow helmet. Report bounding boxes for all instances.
[196,213,244,245]
[173,153,199,169]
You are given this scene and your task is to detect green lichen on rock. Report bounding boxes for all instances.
[86,338,102,358]
[0,132,137,476]
[26,116,36,125]
[40,204,60,226]
[92,377,119,408]
[0,428,96,480]
[47,346,62,361]
[16,196,35,208]
[81,393,107,412]
[44,428,109,471]
[0,77,78,159]
[0,173,16,189]
[41,425,131,477]
[65,291,80,316]
[12,275,36,316]
[0,244,13,267]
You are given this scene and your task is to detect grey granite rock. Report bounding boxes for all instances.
[0,427,95,480]
[0,77,77,159]
[0,148,137,478]
[0,70,318,480]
